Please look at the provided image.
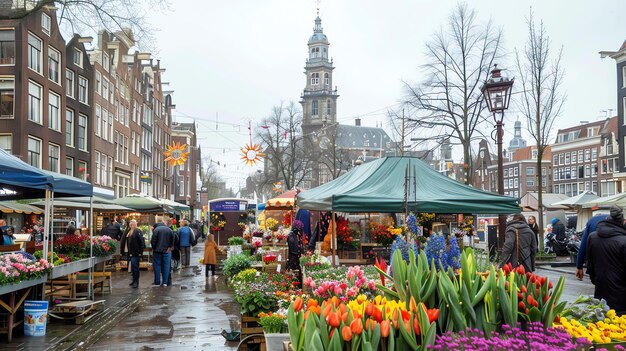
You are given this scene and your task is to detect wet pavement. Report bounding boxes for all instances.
[3,243,241,351]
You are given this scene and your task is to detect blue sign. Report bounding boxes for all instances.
[210,200,246,212]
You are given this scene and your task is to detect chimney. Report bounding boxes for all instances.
[355,118,361,126]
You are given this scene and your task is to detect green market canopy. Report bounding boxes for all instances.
[116,194,167,213]
[297,156,519,214]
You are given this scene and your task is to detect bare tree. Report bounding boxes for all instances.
[403,3,503,185]
[257,102,310,190]
[515,10,565,252]
[200,160,232,199]
[1,0,167,48]
[315,123,356,181]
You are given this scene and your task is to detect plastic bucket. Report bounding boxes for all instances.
[24,300,48,336]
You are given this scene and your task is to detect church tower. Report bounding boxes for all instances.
[300,15,338,135]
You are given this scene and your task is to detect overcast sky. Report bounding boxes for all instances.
[148,0,626,192]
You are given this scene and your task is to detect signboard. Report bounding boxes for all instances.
[210,200,246,212]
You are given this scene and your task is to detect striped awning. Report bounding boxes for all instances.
[0,201,43,214]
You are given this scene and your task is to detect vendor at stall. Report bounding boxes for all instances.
[1,219,15,245]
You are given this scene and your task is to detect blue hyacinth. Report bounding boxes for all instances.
[447,235,461,270]
[406,213,418,236]
[390,235,419,264]
[424,234,448,271]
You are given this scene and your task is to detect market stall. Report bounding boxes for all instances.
[551,191,599,231]
[208,198,249,245]
[297,156,520,264]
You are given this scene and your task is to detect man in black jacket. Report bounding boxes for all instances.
[127,220,145,288]
[587,205,626,314]
[151,217,175,287]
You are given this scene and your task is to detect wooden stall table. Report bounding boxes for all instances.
[0,276,47,342]
[49,299,105,324]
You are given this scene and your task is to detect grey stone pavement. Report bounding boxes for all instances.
[1,249,594,351]
[3,243,240,351]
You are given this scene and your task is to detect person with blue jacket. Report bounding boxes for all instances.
[151,217,175,286]
[576,214,609,280]
[177,219,194,268]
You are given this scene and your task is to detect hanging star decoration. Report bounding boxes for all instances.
[163,142,191,167]
[240,143,265,166]
[272,181,283,194]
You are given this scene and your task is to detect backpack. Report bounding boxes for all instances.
[190,228,198,247]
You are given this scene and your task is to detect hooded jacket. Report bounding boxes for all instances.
[501,219,537,272]
[551,219,566,241]
[587,218,626,314]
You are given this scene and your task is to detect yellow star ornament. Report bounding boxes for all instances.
[163,142,191,167]
[240,143,265,166]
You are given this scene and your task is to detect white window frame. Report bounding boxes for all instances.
[622,66,626,89]
[65,70,75,98]
[41,13,51,36]
[95,104,102,137]
[0,133,12,153]
[102,77,109,99]
[65,108,74,147]
[78,75,88,104]
[0,29,15,66]
[312,100,318,116]
[95,151,101,185]
[311,72,319,85]
[65,156,74,176]
[48,46,60,84]
[73,48,83,68]
[0,76,14,118]
[27,32,42,74]
[78,114,87,151]
[48,143,60,173]
[27,136,42,168]
[48,92,60,131]
[103,52,110,72]
[28,80,42,124]
[95,71,101,95]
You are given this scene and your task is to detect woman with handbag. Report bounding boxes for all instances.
[501,213,537,272]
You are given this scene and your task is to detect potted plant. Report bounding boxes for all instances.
[227,236,245,257]
[258,312,289,351]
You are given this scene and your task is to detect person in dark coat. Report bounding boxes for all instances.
[576,214,608,281]
[527,215,539,248]
[501,213,537,272]
[586,205,626,314]
[151,217,175,287]
[551,218,566,241]
[126,220,145,288]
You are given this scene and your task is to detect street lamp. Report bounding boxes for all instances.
[481,64,514,249]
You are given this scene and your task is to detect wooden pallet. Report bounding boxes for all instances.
[115,262,153,271]
[49,300,105,324]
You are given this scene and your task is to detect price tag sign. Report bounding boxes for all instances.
[276,264,281,273]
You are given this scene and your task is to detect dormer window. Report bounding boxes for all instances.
[41,13,51,36]
[311,73,319,85]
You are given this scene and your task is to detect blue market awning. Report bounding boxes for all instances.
[0,149,53,199]
[41,170,93,198]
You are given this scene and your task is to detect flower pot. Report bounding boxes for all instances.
[264,332,290,351]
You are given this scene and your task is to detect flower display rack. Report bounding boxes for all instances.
[50,255,113,279]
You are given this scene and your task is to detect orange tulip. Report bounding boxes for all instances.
[365,319,377,331]
[327,311,341,328]
[303,310,311,321]
[425,306,440,324]
[380,320,391,338]
[372,306,383,322]
[409,297,418,313]
[352,309,361,319]
[310,305,322,316]
[365,303,374,317]
[323,303,333,318]
[350,318,363,335]
[307,299,318,309]
[392,309,400,329]
[293,297,303,312]
[338,304,347,317]
[341,311,349,323]
[342,326,352,342]
[413,315,421,335]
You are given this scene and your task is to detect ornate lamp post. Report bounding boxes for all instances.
[481,64,514,249]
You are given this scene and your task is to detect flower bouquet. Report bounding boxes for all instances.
[92,235,118,257]
[258,311,287,333]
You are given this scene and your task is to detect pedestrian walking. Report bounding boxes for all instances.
[575,214,608,281]
[151,217,175,287]
[586,205,626,314]
[126,220,145,288]
[203,234,221,282]
[501,213,537,272]
[177,219,193,268]
[1,219,14,245]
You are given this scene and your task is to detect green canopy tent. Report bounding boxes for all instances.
[116,195,166,213]
[297,157,519,214]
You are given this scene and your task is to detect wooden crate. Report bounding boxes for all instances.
[240,315,265,351]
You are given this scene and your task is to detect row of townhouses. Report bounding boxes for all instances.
[472,39,626,200]
[0,6,202,216]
